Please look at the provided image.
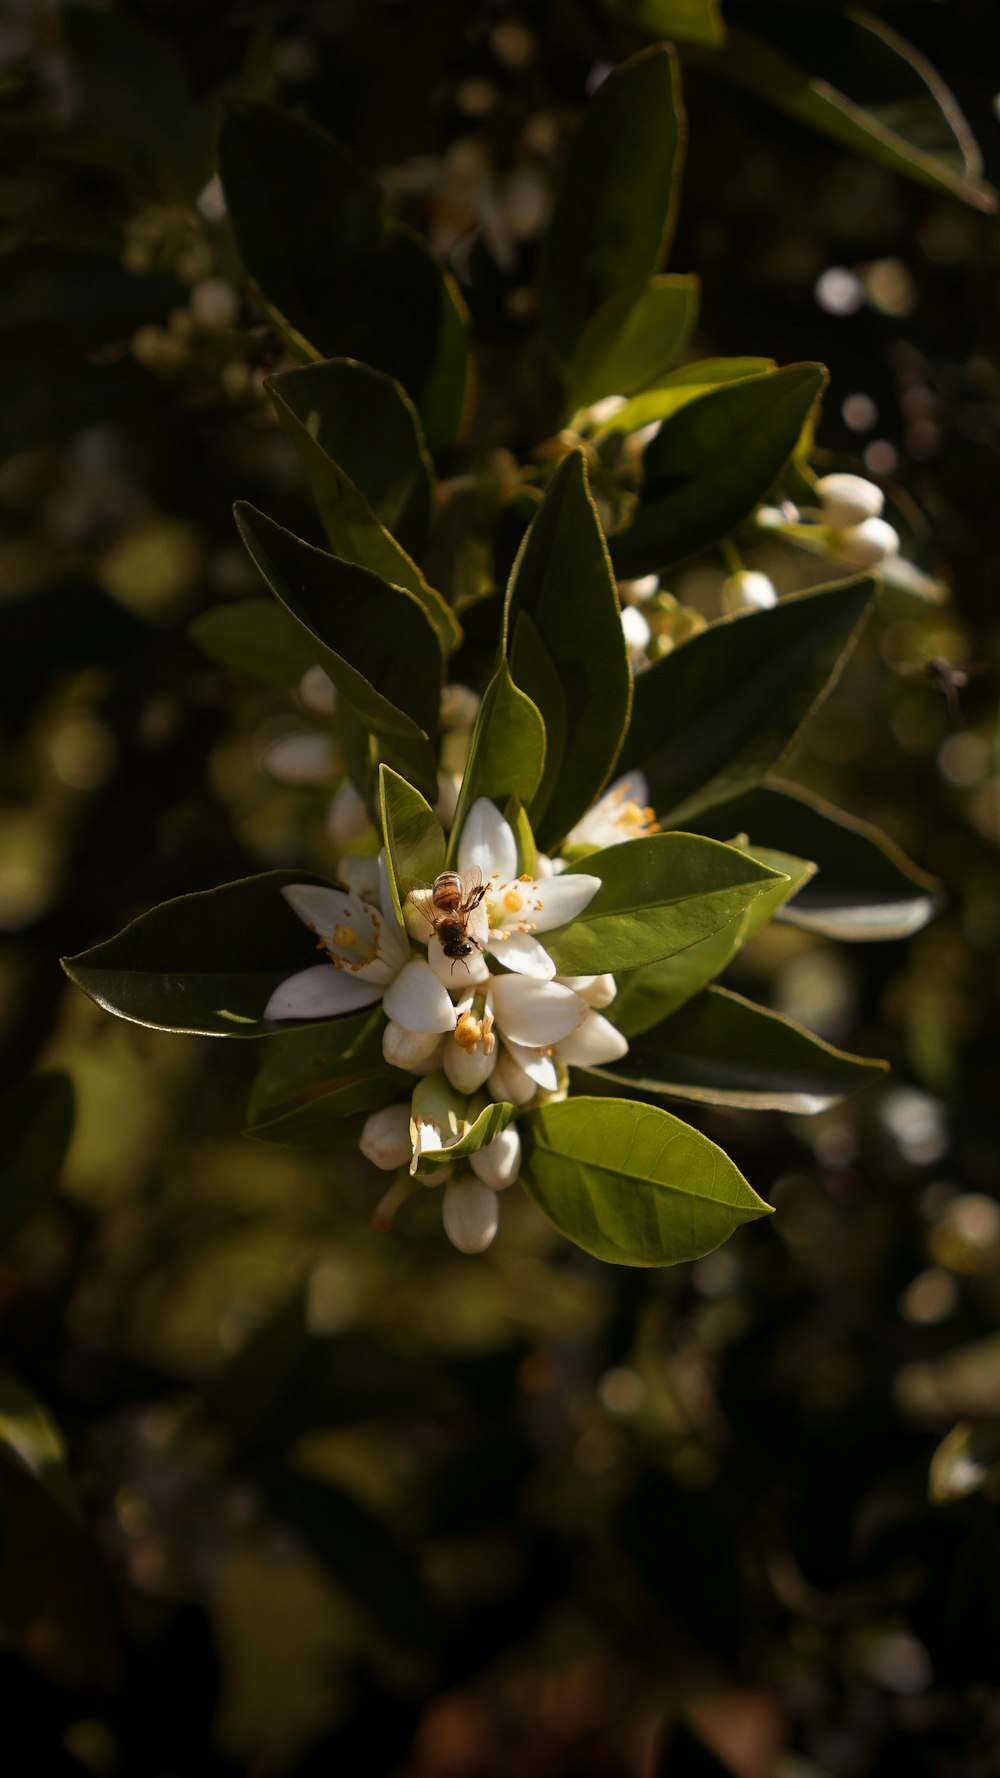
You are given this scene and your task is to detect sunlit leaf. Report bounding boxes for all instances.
[446,662,546,868]
[378,766,445,930]
[591,356,774,439]
[602,0,725,48]
[564,275,699,417]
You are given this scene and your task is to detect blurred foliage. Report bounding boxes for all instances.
[1,1,999,1774]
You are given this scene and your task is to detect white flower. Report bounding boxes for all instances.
[360,1104,412,1170]
[452,797,601,980]
[720,570,778,614]
[441,970,589,1095]
[488,1008,627,1099]
[816,472,884,528]
[442,1176,500,1253]
[470,1124,521,1190]
[832,516,900,567]
[618,573,659,606]
[564,771,658,852]
[621,604,651,666]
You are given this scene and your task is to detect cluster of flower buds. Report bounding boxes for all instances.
[815,473,900,567]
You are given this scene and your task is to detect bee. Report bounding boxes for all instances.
[409,870,489,971]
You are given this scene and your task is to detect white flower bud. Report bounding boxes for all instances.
[382,1023,443,1075]
[326,779,371,847]
[443,1030,497,1093]
[584,394,627,427]
[470,1125,521,1190]
[619,574,659,606]
[559,973,617,1009]
[816,472,884,527]
[189,278,240,331]
[620,605,652,656]
[298,664,337,716]
[359,1104,412,1171]
[721,571,778,615]
[833,517,900,567]
[488,1048,537,1106]
[442,1177,500,1253]
[440,683,481,730]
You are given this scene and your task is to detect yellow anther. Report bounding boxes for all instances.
[454,1010,483,1054]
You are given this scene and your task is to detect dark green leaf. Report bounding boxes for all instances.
[378,766,445,930]
[538,47,685,359]
[247,1011,388,1125]
[610,363,827,575]
[588,985,887,1112]
[218,99,471,449]
[0,1375,81,1519]
[63,871,337,1038]
[520,1096,772,1266]
[694,780,940,940]
[446,662,546,868]
[505,452,631,847]
[188,599,319,686]
[619,577,875,825]
[564,274,699,417]
[235,503,439,800]
[267,358,433,557]
[602,0,725,48]
[545,833,784,975]
[0,1075,74,1251]
[713,8,996,214]
[245,1069,403,1147]
[591,355,774,438]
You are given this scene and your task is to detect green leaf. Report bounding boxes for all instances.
[590,356,774,439]
[520,1096,772,1266]
[694,780,940,941]
[245,1069,403,1147]
[409,1075,517,1177]
[267,358,433,556]
[218,99,471,450]
[378,766,445,933]
[545,833,784,976]
[602,0,725,48]
[62,870,338,1038]
[505,452,632,848]
[619,577,875,825]
[712,10,996,214]
[0,1374,81,1519]
[0,1075,74,1251]
[266,364,460,656]
[187,599,319,686]
[612,846,814,1035]
[538,47,686,360]
[588,985,887,1112]
[564,275,699,417]
[413,1101,517,1177]
[445,662,546,868]
[610,363,827,575]
[234,503,440,800]
[246,1010,388,1125]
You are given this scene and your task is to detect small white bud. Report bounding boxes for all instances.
[620,606,652,655]
[382,1023,443,1074]
[488,1049,536,1106]
[720,570,778,615]
[833,517,900,567]
[585,394,628,427]
[559,973,617,1010]
[442,1177,500,1253]
[443,1030,497,1093]
[298,664,338,716]
[816,472,884,527]
[440,683,481,730]
[618,574,659,606]
[326,779,371,847]
[189,278,240,331]
[359,1104,412,1171]
[470,1125,521,1190]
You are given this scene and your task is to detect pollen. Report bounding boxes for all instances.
[504,889,525,913]
[333,923,356,949]
[454,1010,483,1054]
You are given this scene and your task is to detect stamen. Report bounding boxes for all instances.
[504,889,524,913]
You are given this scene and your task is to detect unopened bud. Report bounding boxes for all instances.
[559,973,616,1009]
[833,517,900,567]
[619,574,659,606]
[440,683,481,730]
[298,664,337,716]
[816,472,884,527]
[190,278,240,331]
[721,570,778,614]
[621,605,652,656]
[360,1104,412,1170]
[442,1177,500,1253]
[383,1023,443,1074]
[470,1124,521,1190]
[489,1048,536,1106]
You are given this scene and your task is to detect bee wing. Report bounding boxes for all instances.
[405,883,437,933]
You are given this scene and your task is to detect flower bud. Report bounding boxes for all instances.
[816,472,884,527]
[262,731,337,785]
[382,1023,443,1074]
[721,570,778,615]
[440,683,481,730]
[833,517,900,567]
[442,1177,500,1253]
[470,1124,521,1190]
[488,1048,537,1106]
[298,664,338,716]
[189,278,240,331]
[621,605,652,658]
[360,1104,412,1171]
[443,1024,497,1092]
[618,574,659,606]
[559,973,616,1009]
[326,779,371,847]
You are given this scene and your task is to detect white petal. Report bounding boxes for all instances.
[458,797,517,882]
[382,959,458,1034]
[264,965,381,1021]
[382,1023,443,1074]
[559,973,617,1009]
[487,930,555,979]
[556,1010,629,1066]
[443,1033,497,1092]
[337,855,380,900]
[527,872,601,931]
[281,883,354,936]
[621,605,651,651]
[470,1125,521,1190]
[488,1049,537,1106]
[816,472,883,527]
[262,731,337,785]
[298,663,337,715]
[504,1039,558,1092]
[442,1178,499,1254]
[427,932,491,987]
[360,1104,412,1170]
[490,975,586,1047]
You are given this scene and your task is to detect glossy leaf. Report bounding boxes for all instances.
[246,1010,388,1126]
[520,1097,772,1266]
[588,985,887,1112]
[619,577,875,825]
[446,661,546,868]
[378,765,445,932]
[0,1374,80,1519]
[544,833,784,976]
[612,847,814,1035]
[218,99,470,449]
[268,358,433,557]
[714,8,996,214]
[591,356,773,439]
[245,1068,403,1147]
[564,275,699,417]
[602,0,724,48]
[538,47,685,360]
[505,452,631,848]
[0,1074,74,1251]
[694,780,940,940]
[235,503,439,799]
[63,871,336,1037]
[610,363,827,575]
[188,599,319,687]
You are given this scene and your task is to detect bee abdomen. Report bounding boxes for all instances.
[431,871,465,911]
